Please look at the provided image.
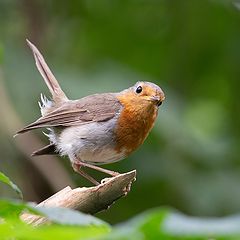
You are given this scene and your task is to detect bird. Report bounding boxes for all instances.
[16,40,165,185]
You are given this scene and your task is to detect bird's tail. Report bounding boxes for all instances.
[26,39,68,104]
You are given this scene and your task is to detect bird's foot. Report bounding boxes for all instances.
[72,162,100,186]
[76,161,120,177]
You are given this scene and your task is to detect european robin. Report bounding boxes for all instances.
[16,40,165,185]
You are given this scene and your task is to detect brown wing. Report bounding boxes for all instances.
[17,93,122,134]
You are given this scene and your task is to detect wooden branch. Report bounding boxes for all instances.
[21,170,136,226]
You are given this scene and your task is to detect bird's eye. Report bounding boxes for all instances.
[136,86,142,94]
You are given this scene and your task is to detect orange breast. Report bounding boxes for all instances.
[114,94,158,155]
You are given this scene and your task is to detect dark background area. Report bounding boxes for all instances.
[0,0,240,224]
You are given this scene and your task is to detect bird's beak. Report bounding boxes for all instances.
[150,95,165,107]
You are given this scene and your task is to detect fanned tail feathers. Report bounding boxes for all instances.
[26,39,68,104]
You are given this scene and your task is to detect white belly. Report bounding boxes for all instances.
[50,118,126,164]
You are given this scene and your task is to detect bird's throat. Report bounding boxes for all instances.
[114,96,158,155]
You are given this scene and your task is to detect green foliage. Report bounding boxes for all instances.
[2,199,240,240]
[0,199,110,240]
[0,220,109,240]
[1,172,240,240]
[0,199,108,226]
[0,172,22,198]
[35,206,109,226]
[105,208,240,239]
[0,172,110,239]
[0,199,35,218]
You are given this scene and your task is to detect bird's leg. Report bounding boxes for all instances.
[72,162,100,185]
[79,161,120,177]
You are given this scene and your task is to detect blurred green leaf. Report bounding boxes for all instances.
[0,199,38,219]
[36,206,109,226]
[0,222,109,240]
[0,172,22,199]
[3,200,240,240]
[162,210,240,238]
[106,208,169,239]
[0,199,110,240]
[32,225,109,240]
[0,199,109,227]
[106,208,240,240]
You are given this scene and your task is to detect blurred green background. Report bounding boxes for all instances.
[0,0,240,224]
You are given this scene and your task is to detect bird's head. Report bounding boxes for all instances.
[119,81,165,109]
[132,81,165,107]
